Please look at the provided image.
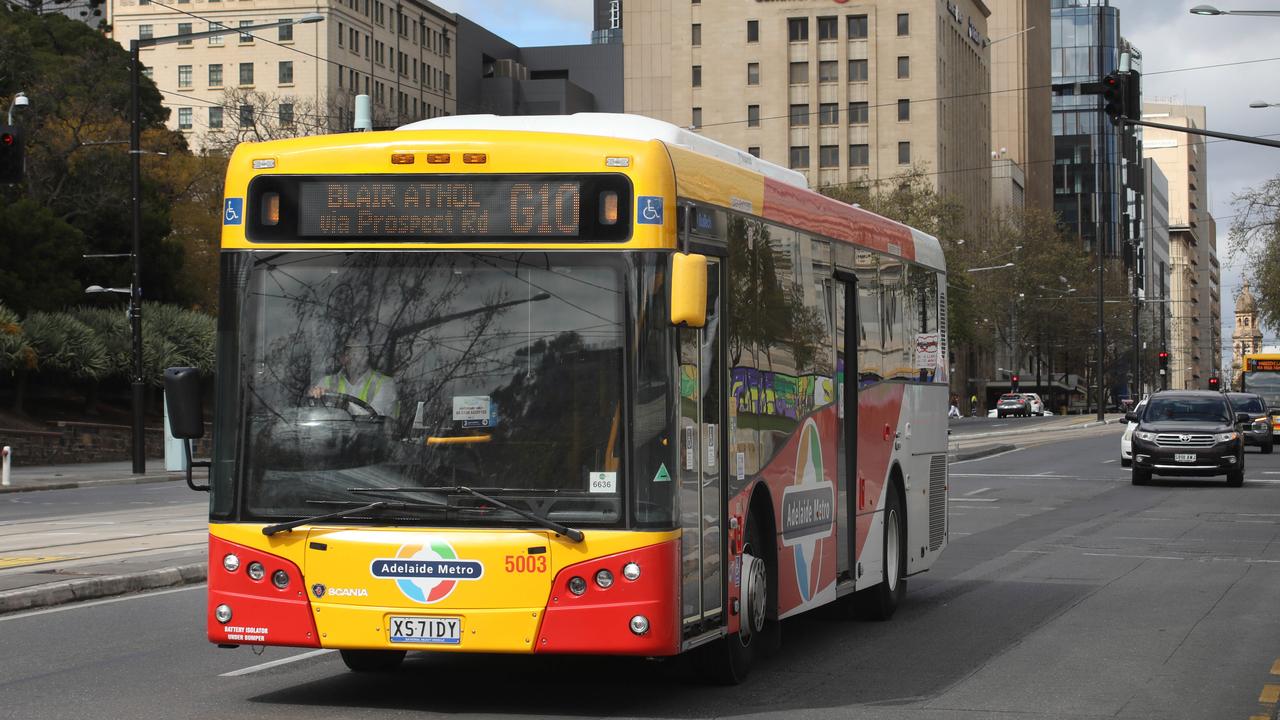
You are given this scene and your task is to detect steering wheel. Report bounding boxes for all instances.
[304,390,380,418]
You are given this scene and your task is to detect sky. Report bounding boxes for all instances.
[435,0,1278,354]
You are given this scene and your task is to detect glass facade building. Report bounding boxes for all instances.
[1050,0,1141,259]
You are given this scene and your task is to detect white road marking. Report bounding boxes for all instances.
[1083,552,1183,561]
[951,497,998,503]
[963,487,992,496]
[1102,459,1118,464]
[1011,549,1051,554]
[950,448,1025,464]
[951,473,1075,478]
[220,649,335,677]
[0,584,204,623]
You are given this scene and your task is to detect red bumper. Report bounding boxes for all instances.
[207,535,320,648]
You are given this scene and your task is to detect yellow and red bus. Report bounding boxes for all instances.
[174,113,950,682]
[1241,352,1280,436]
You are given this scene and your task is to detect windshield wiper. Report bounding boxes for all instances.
[261,498,446,536]
[348,485,585,542]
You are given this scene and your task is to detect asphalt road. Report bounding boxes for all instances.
[947,412,1088,436]
[4,429,1280,719]
[0,481,195,523]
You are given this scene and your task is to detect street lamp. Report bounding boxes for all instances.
[1249,101,1280,108]
[6,92,28,125]
[128,13,323,474]
[1190,4,1280,15]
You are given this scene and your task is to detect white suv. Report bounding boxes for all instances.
[1021,393,1045,415]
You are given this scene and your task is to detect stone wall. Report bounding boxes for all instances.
[0,421,213,466]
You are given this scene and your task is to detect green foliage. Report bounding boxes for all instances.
[143,302,216,381]
[0,302,36,372]
[1230,174,1280,333]
[21,310,109,380]
[0,198,87,314]
[68,305,131,378]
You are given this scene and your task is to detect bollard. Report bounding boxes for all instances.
[1,446,9,487]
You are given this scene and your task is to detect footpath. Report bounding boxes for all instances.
[0,460,207,614]
[0,417,1126,615]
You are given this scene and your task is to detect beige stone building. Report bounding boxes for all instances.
[1232,281,1263,387]
[1142,102,1219,390]
[986,0,1050,211]
[623,0,993,236]
[106,0,457,149]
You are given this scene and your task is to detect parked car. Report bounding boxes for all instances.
[1021,393,1045,415]
[996,393,1030,418]
[1120,397,1148,467]
[1128,391,1250,487]
[1226,392,1274,454]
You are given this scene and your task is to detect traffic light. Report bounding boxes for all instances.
[1158,350,1170,369]
[1123,70,1142,122]
[1208,377,1221,391]
[0,125,24,185]
[1101,72,1123,124]
[1011,374,1020,392]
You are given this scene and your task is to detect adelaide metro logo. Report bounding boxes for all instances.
[371,540,484,604]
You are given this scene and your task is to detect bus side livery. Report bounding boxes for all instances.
[184,114,948,682]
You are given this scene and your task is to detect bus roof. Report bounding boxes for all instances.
[399,113,808,189]
[399,113,944,272]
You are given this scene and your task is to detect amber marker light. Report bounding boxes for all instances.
[390,153,415,165]
[600,191,619,225]
[261,192,280,226]
[462,153,487,164]
[426,153,451,164]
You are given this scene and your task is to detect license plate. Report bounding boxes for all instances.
[1174,453,1196,463]
[388,616,462,644]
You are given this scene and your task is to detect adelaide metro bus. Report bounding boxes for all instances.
[1241,353,1280,437]
[166,113,950,682]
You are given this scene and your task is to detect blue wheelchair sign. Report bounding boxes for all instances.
[637,196,663,225]
[223,198,243,226]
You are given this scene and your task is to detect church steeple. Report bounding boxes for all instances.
[1233,281,1264,384]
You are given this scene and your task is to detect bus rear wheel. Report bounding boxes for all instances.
[340,649,406,672]
[856,484,906,621]
[698,514,772,685]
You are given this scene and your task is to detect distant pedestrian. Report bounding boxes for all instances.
[948,403,961,419]
[969,393,980,417]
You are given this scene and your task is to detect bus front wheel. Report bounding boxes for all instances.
[340,649,406,672]
[698,515,772,684]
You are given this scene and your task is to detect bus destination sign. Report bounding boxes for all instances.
[297,178,583,238]
[1249,359,1280,372]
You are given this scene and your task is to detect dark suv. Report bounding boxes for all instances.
[1127,391,1250,487]
[1227,392,1274,454]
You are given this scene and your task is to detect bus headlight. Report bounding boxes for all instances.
[222,553,241,573]
[568,576,587,596]
[594,569,614,589]
[214,604,233,623]
[622,562,641,581]
[271,570,290,589]
[246,562,265,581]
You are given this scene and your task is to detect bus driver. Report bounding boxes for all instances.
[309,338,398,417]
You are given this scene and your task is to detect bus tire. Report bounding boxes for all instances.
[697,511,772,685]
[339,649,406,672]
[856,481,905,621]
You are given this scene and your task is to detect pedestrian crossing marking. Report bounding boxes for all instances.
[0,556,66,569]
[1259,684,1280,704]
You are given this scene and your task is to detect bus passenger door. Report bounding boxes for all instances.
[834,277,858,579]
[678,259,724,628]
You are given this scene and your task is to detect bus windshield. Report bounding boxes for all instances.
[231,251,628,526]
[1243,372,1280,408]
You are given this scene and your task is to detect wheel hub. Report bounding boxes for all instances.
[740,552,767,639]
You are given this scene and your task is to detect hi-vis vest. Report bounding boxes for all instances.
[320,372,388,404]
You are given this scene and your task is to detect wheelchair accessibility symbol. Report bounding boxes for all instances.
[637,196,663,225]
[223,197,243,226]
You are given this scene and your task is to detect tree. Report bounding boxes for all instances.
[198,89,395,155]
[1230,173,1280,333]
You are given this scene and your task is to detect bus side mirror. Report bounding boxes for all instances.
[669,252,708,328]
[164,367,204,439]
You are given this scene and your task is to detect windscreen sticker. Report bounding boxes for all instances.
[223,197,243,225]
[638,196,664,225]
[453,396,491,426]
[589,471,618,493]
[652,463,671,483]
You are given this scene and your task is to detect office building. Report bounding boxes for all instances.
[622,0,993,237]
[106,0,457,147]
[1141,156,1170,390]
[1050,0,1143,259]
[1142,101,1218,389]
[988,0,1052,211]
